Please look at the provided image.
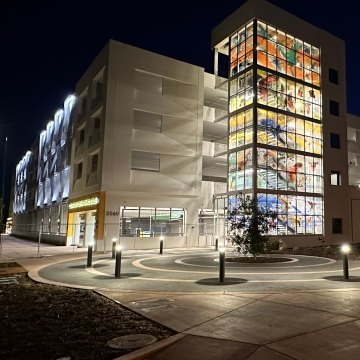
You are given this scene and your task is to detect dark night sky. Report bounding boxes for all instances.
[0,0,359,207]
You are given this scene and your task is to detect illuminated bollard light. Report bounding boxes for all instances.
[111,238,117,259]
[341,244,351,280]
[160,236,164,255]
[87,241,94,268]
[215,236,219,251]
[219,247,225,283]
[115,245,123,278]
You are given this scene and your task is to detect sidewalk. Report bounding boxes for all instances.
[2,235,360,360]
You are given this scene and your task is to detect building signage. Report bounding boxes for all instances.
[106,211,120,216]
[69,197,99,210]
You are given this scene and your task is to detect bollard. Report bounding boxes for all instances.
[115,245,122,278]
[219,247,225,283]
[111,238,117,259]
[160,236,164,255]
[86,242,94,268]
[215,237,218,251]
[341,244,350,280]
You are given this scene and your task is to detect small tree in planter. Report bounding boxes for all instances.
[228,193,276,258]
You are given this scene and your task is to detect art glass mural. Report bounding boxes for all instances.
[227,20,323,235]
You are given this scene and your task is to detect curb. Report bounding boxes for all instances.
[113,333,185,360]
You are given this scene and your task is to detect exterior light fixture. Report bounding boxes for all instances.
[159,235,164,254]
[341,244,350,254]
[219,247,226,283]
[215,236,219,251]
[87,241,94,267]
[111,237,117,259]
[341,243,351,280]
[115,245,123,278]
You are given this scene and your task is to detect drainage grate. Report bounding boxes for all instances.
[107,334,158,349]
[0,276,18,285]
[130,297,177,311]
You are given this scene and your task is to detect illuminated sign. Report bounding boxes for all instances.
[69,197,99,210]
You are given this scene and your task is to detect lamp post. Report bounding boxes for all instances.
[115,245,123,278]
[1,137,7,205]
[111,237,117,259]
[37,218,43,258]
[219,247,225,283]
[159,235,164,254]
[86,241,94,268]
[341,244,351,280]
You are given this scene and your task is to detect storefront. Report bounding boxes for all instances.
[67,191,105,249]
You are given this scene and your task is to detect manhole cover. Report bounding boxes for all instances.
[107,334,158,349]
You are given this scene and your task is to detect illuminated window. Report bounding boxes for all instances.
[330,133,340,149]
[228,20,323,236]
[121,206,185,237]
[329,68,338,84]
[330,171,341,185]
[330,100,339,116]
[332,218,342,234]
[131,151,160,172]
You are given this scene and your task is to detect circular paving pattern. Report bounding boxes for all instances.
[37,249,360,293]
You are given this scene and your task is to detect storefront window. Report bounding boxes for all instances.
[120,207,185,237]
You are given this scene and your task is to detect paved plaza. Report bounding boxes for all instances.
[2,235,360,359]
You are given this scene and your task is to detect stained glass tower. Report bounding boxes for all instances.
[212,0,325,239]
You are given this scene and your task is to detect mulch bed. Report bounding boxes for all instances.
[0,263,175,360]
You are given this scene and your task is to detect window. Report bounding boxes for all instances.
[94,117,101,129]
[79,129,85,144]
[134,70,162,94]
[329,68,338,84]
[133,110,161,132]
[332,218,342,234]
[131,151,160,172]
[329,100,339,116]
[330,133,340,149]
[81,98,87,112]
[121,206,185,237]
[76,163,83,180]
[91,154,98,173]
[330,171,341,185]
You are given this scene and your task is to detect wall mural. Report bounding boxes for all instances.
[228,19,323,236]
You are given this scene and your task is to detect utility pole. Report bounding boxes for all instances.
[2,137,7,201]
[1,137,7,228]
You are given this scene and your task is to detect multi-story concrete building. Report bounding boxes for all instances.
[212,0,349,248]
[68,40,226,250]
[11,0,360,250]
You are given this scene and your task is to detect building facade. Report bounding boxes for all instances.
[11,0,359,250]
[212,0,350,248]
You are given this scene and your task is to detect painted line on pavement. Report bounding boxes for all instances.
[132,257,360,275]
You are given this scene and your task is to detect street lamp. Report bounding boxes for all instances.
[115,245,123,278]
[341,244,351,280]
[219,247,225,283]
